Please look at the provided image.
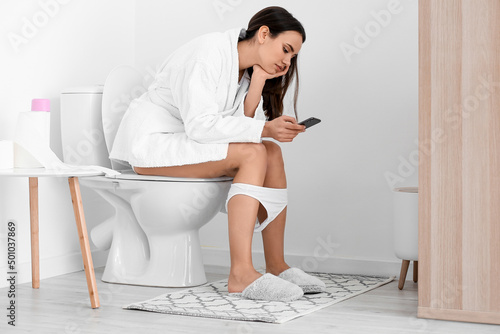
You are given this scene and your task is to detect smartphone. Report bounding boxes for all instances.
[299,117,321,129]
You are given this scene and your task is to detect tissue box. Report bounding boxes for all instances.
[0,140,14,169]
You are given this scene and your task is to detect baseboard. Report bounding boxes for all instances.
[0,249,109,289]
[418,306,500,325]
[201,247,409,278]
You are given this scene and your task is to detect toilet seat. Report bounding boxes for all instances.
[105,169,233,183]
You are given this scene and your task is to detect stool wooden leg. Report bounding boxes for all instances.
[398,260,410,290]
[413,260,418,282]
[68,177,100,309]
[29,177,40,289]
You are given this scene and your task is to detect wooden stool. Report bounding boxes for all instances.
[398,260,418,290]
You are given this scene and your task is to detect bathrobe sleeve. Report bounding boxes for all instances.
[170,60,266,144]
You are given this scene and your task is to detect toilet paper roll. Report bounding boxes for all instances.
[13,111,121,177]
[14,112,50,168]
[0,140,14,169]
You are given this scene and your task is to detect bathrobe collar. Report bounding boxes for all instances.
[230,28,248,88]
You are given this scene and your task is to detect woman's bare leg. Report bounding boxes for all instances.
[257,141,291,276]
[134,143,264,183]
[134,143,267,292]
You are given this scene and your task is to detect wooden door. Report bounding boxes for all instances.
[418,0,500,325]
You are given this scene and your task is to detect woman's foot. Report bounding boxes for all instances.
[227,267,263,293]
[278,267,326,293]
[230,273,304,302]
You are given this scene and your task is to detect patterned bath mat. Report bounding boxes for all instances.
[123,273,395,324]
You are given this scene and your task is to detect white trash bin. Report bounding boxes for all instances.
[393,187,418,290]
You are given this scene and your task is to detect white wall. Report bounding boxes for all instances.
[0,0,135,288]
[0,0,418,288]
[134,0,418,275]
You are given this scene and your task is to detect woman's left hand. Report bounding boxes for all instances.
[252,64,288,82]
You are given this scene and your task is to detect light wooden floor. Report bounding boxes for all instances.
[1,266,498,333]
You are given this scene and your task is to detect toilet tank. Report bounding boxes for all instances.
[60,85,112,168]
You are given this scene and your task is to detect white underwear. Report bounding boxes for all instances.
[224,183,288,233]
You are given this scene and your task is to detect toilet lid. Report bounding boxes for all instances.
[106,169,233,183]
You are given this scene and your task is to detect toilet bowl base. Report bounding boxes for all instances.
[80,176,232,288]
[101,230,208,288]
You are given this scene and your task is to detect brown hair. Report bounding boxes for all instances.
[239,6,306,120]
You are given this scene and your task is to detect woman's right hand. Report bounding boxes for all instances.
[262,115,306,142]
[252,64,289,82]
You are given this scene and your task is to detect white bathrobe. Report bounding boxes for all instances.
[109,27,296,168]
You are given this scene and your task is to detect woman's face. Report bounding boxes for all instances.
[257,27,303,75]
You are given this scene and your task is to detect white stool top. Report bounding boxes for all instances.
[0,168,104,178]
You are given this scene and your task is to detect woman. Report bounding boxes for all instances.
[110,6,325,301]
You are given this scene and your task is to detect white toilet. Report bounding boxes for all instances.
[60,66,232,287]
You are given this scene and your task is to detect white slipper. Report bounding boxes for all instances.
[278,268,326,294]
[228,273,303,302]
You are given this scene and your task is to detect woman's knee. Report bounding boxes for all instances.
[228,142,267,168]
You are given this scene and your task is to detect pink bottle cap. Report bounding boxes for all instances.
[31,99,50,112]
